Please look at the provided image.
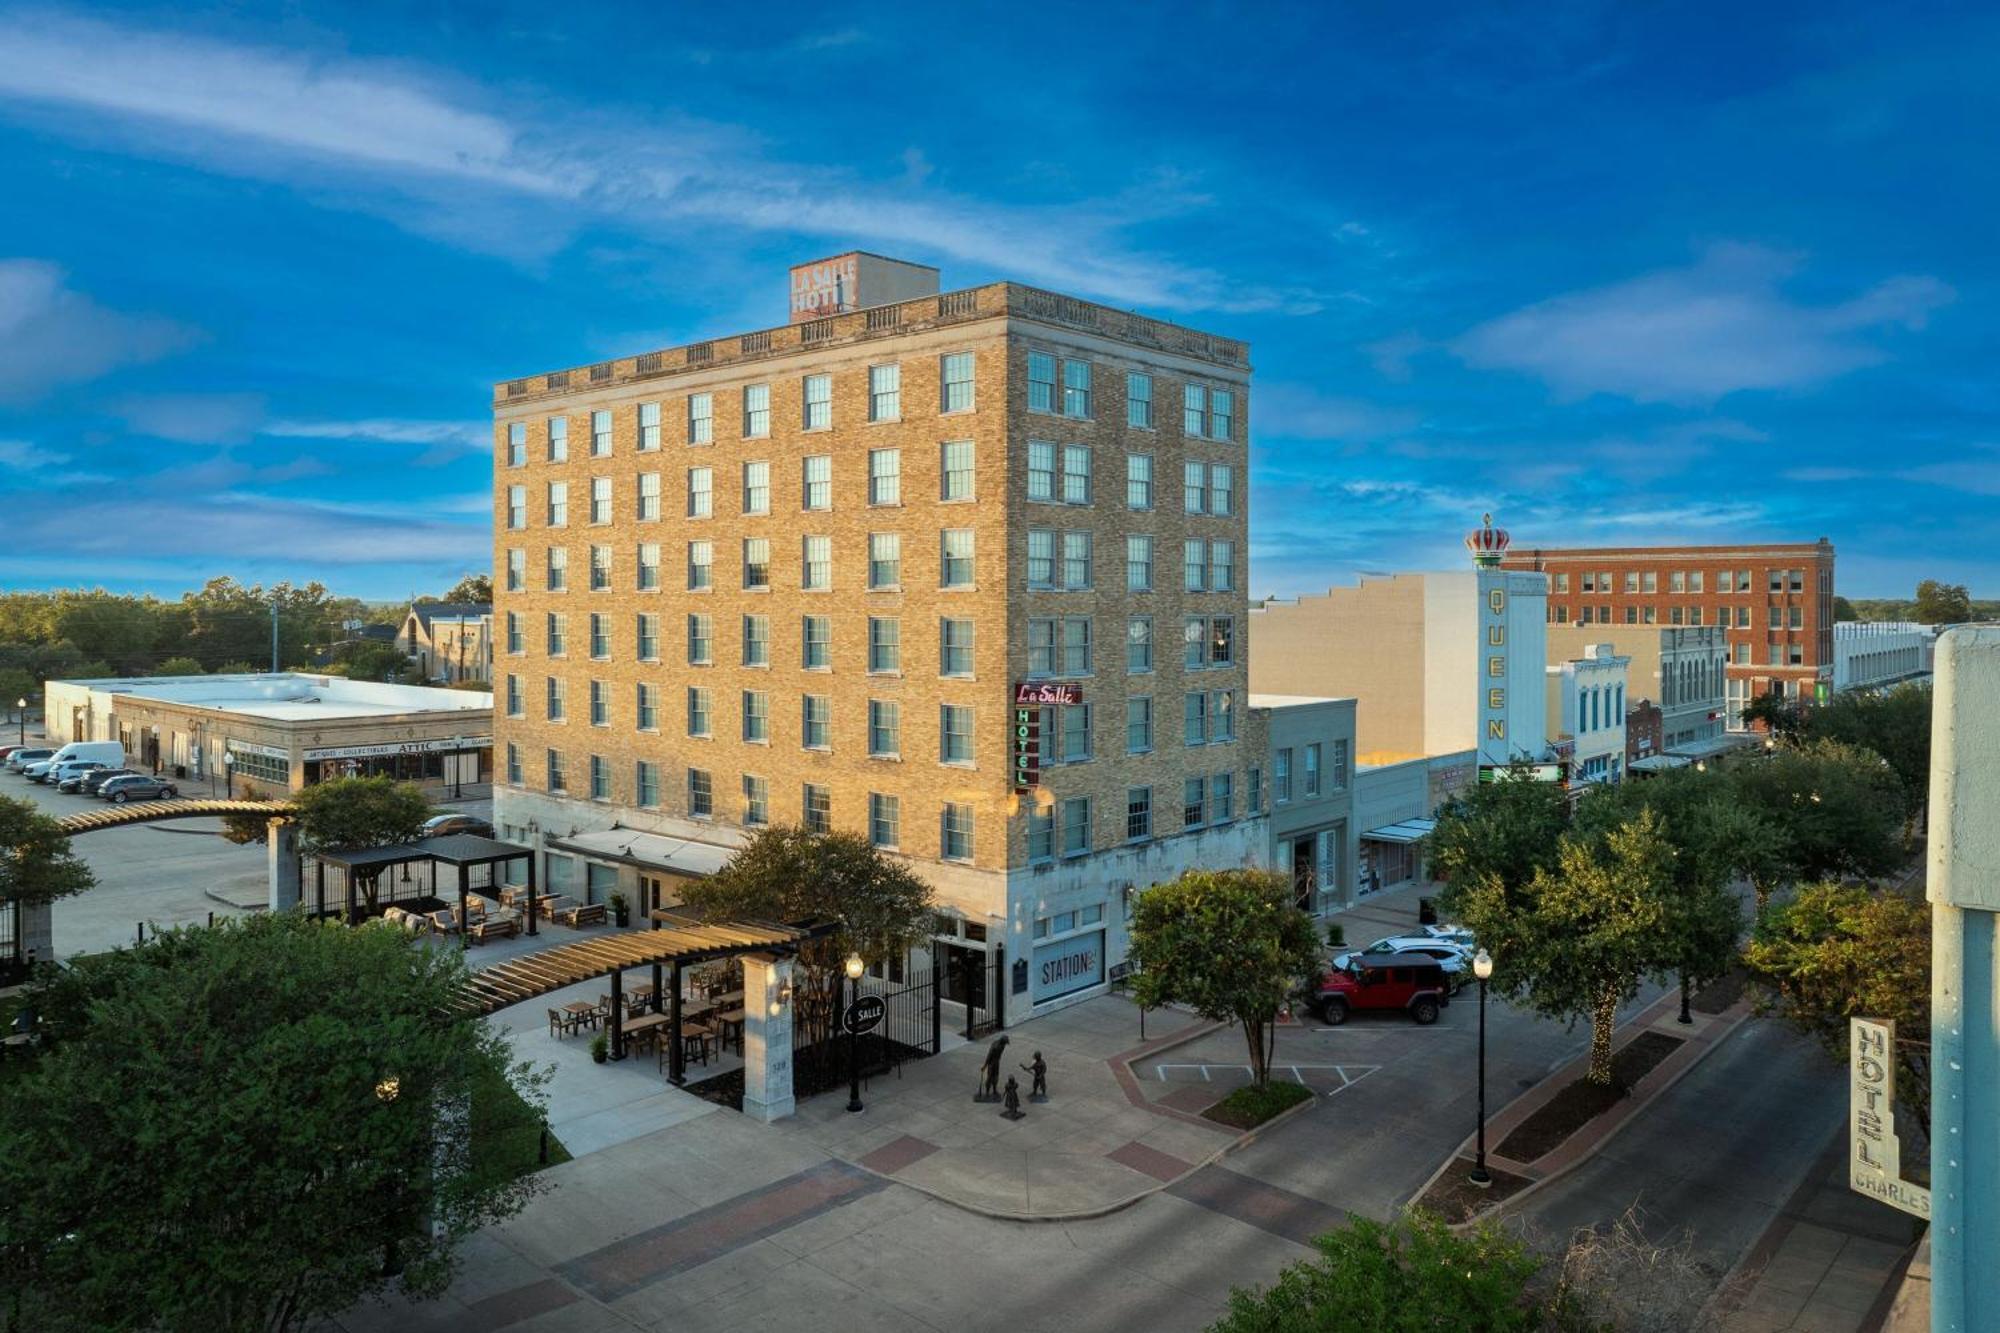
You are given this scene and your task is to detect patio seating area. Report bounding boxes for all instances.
[539,957,750,1082]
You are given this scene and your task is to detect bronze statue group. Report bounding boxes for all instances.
[975,1035,1049,1120]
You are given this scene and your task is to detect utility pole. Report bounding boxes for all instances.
[270,597,279,673]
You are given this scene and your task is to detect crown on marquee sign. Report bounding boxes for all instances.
[1465,513,1511,567]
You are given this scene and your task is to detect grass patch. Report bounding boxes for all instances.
[1202,1079,1314,1129]
[469,1059,569,1180]
[1496,1031,1685,1163]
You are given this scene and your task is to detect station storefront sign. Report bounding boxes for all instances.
[302,736,492,761]
[1032,930,1104,1004]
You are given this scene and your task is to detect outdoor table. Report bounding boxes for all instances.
[711,988,744,1007]
[628,984,656,1011]
[561,1000,599,1031]
[715,1006,746,1054]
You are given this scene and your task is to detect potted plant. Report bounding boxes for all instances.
[1326,922,1346,949]
[590,1032,608,1064]
[610,891,630,928]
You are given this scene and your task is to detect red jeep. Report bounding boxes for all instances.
[1308,952,1449,1026]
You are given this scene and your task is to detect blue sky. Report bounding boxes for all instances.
[0,2,1990,601]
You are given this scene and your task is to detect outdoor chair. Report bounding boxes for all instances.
[547,1007,568,1039]
[427,909,457,934]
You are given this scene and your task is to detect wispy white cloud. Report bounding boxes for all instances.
[2,491,486,566]
[261,418,490,450]
[1255,385,1421,440]
[0,259,197,403]
[118,392,266,444]
[1453,243,1954,404]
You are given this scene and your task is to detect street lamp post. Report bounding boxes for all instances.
[1469,948,1495,1187]
[844,952,865,1114]
[14,697,23,747]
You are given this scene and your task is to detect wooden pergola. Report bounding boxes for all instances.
[312,833,539,940]
[459,913,832,1074]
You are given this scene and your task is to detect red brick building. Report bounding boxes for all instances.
[1501,540,1835,728]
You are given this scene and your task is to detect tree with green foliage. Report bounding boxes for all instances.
[153,655,207,676]
[0,913,548,1332]
[213,659,261,675]
[1453,812,1681,1085]
[1739,689,1806,741]
[678,826,935,1058]
[336,639,421,683]
[1729,738,1907,892]
[1127,868,1322,1086]
[1913,578,1973,625]
[440,574,492,603]
[0,794,97,910]
[1427,760,1572,900]
[1833,595,1857,622]
[1785,683,1933,834]
[291,777,432,916]
[1744,880,1930,1139]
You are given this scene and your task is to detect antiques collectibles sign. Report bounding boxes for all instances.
[1850,1017,1930,1218]
[1033,931,1104,1003]
[302,736,491,761]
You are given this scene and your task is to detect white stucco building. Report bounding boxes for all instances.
[1833,621,1934,693]
[1547,643,1630,786]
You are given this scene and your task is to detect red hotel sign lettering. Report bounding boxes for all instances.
[1012,683,1081,792]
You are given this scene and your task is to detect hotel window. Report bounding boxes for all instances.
[869,794,901,849]
[591,409,611,456]
[868,699,900,757]
[638,401,660,451]
[1027,529,1056,588]
[507,422,527,467]
[869,617,900,673]
[1624,606,1638,625]
[742,460,770,515]
[1127,454,1154,509]
[1184,691,1208,745]
[687,467,712,518]
[803,784,831,834]
[1127,617,1153,673]
[868,533,900,589]
[546,481,568,527]
[1209,465,1234,516]
[1184,461,1207,514]
[1027,618,1056,676]
[506,549,525,591]
[1061,531,1092,590]
[589,546,611,591]
[687,540,712,591]
[1210,389,1234,440]
[1061,444,1092,504]
[545,676,566,721]
[547,416,568,462]
[1127,535,1154,592]
[1737,568,1751,592]
[1183,775,1206,828]
[1788,569,1804,593]
[1183,383,1207,436]
[1735,606,1751,628]
[1671,571,1687,593]
[1027,807,1055,862]
[868,364,901,421]
[687,393,713,445]
[941,803,974,862]
[1127,696,1153,753]
[802,455,832,511]
[743,537,771,590]
[545,612,567,656]
[1671,607,1685,626]
[593,679,614,727]
[1059,703,1092,762]
[1639,572,1655,593]
[636,682,658,730]
[504,744,523,785]
[1691,570,1705,593]
[546,546,567,591]
[637,542,661,591]
[1061,616,1092,675]
[546,749,566,792]
[1210,772,1234,822]
[1788,643,1804,665]
[1304,743,1322,796]
[868,448,900,505]
[941,352,975,412]
[1209,541,1235,592]
[1581,572,1596,594]
[742,614,769,667]
[1274,749,1292,802]
[687,768,713,817]
[940,704,975,765]
[1690,607,1704,626]
[802,535,831,590]
[1718,570,1735,593]
[1212,690,1236,742]
[803,373,832,430]
[743,775,769,826]
[802,615,830,669]
[1247,766,1263,815]
[506,613,523,655]
[940,618,975,677]
[1184,617,1207,671]
[504,675,522,717]
[1554,572,1569,593]
[686,613,712,665]
[742,384,770,438]
[588,613,610,659]
[1117,787,1149,842]
[1027,351,1057,412]
[742,690,769,742]
[1127,372,1154,427]
[940,441,975,500]
[802,695,830,749]
[1027,440,1056,501]
[636,761,659,808]
[1643,606,1658,625]
[1553,604,1568,623]
[1060,797,1091,857]
[1788,606,1804,629]
[1333,739,1350,790]
[941,529,976,588]
[1624,571,1640,593]
[637,472,661,521]
[1062,359,1093,418]
[1184,539,1206,592]
[1210,616,1235,667]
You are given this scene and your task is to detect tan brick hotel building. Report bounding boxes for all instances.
[490,254,1255,1015]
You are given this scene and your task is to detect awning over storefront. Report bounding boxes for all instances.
[545,827,739,878]
[1628,754,1691,774]
[1361,817,1436,844]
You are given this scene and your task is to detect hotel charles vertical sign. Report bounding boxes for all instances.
[1850,1017,1929,1218]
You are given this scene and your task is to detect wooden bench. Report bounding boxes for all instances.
[470,917,519,944]
[556,902,606,928]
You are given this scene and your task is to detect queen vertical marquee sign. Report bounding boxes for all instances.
[1013,682,1081,793]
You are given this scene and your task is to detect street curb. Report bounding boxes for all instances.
[1407,991,1756,1229]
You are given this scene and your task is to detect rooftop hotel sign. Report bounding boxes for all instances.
[1850,1017,1929,1218]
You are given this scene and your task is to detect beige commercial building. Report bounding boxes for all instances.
[41,673,493,798]
[398,603,493,685]
[1547,622,1729,759]
[490,254,1254,1016]
[1249,695,1358,912]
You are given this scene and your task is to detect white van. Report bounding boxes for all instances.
[29,740,125,782]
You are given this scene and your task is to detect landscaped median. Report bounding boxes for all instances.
[1410,971,1754,1225]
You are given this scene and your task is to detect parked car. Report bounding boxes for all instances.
[5,748,52,773]
[22,759,60,783]
[78,767,138,795]
[421,813,495,839]
[37,740,127,772]
[98,774,180,803]
[0,744,25,764]
[1334,935,1472,990]
[52,761,110,792]
[1421,923,1478,950]
[1307,953,1451,1026]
